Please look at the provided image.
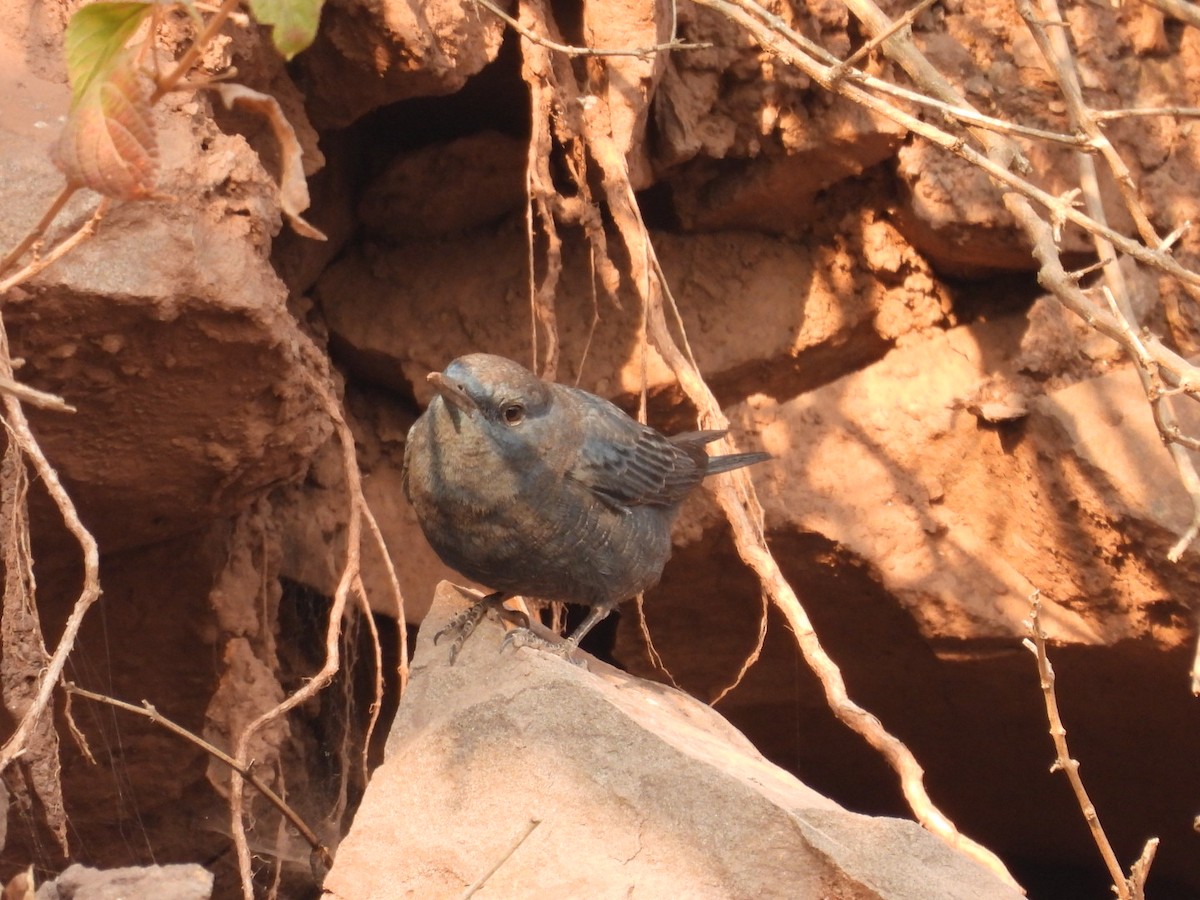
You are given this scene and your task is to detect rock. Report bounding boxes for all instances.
[666,123,906,234]
[323,582,1021,899]
[1031,360,1200,537]
[725,322,1106,644]
[651,2,906,232]
[35,863,212,900]
[887,0,1200,276]
[721,317,1200,650]
[1,51,332,558]
[294,0,509,129]
[580,0,668,190]
[357,132,527,240]
[890,144,1043,276]
[316,220,945,407]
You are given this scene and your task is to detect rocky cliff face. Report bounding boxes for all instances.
[2,0,1199,897]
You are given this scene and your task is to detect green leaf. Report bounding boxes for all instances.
[248,0,324,60]
[63,2,152,107]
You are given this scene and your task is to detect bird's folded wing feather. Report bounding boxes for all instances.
[563,390,704,510]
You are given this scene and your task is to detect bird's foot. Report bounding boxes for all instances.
[433,592,528,664]
[499,628,587,668]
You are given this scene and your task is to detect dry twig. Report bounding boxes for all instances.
[1024,595,1157,899]
[694,0,1200,290]
[1094,105,1200,122]
[151,0,241,101]
[1142,0,1200,31]
[228,377,385,900]
[0,433,67,853]
[0,374,74,414]
[64,683,334,871]
[0,185,81,280]
[516,0,625,380]
[0,199,111,295]
[457,818,542,899]
[0,319,101,778]
[1191,623,1200,696]
[588,76,1022,900]
[832,0,940,76]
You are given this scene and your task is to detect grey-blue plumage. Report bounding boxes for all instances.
[402,353,770,658]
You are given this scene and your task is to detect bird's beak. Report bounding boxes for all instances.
[427,372,476,413]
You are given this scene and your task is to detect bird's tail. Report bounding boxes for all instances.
[670,429,771,474]
[706,450,772,474]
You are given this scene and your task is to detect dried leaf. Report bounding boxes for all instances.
[214,83,328,240]
[53,58,158,199]
[248,0,324,60]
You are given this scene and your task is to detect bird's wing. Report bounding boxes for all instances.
[562,389,706,510]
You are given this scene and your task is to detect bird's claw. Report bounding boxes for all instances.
[500,628,587,667]
[434,593,531,664]
[434,599,494,664]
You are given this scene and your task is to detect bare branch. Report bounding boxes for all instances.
[851,74,1088,146]
[0,373,74,414]
[0,199,111,295]
[1094,105,1200,121]
[0,317,101,777]
[1142,0,1200,31]
[0,184,80,280]
[1025,594,1155,899]
[360,502,408,694]
[1016,0,1162,246]
[229,381,368,900]
[1129,837,1160,899]
[693,0,1200,291]
[64,683,334,871]
[709,587,768,705]
[151,0,242,101]
[1015,0,1200,562]
[832,0,941,76]
[1191,615,1200,695]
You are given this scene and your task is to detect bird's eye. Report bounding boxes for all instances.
[502,403,525,425]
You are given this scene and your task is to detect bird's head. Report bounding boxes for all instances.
[427,354,555,456]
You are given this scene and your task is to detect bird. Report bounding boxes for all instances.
[402,353,771,662]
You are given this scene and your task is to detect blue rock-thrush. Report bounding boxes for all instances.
[403,353,770,661]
